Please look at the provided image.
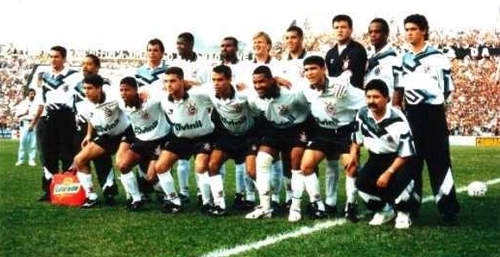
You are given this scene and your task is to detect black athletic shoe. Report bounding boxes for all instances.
[233,193,253,211]
[308,202,327,219]
[442,212,459,227]
[103,195,116,206]
[325,204,337,217]
[81,198,98,209]
[38,193,50,202]
[345,203,359,222]
[209,205,227,217]
[200,204,214,215]
[162,199,182,214]
[178,193,190,204]
[126,200,144,211]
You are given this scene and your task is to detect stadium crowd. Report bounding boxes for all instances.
[1,27,499,137]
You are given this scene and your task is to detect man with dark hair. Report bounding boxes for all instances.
[245,65,310,219]
[348,79,419,229]
[15,88,39,166]
[73,74,133,208]
[323,14,367,220]
[35,45,80,201]
[73,54,119,205]
[396,14,460,226]
[220,37,239,65]
[365,18,403,103]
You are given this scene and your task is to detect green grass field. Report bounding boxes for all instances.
[1,139,499,257]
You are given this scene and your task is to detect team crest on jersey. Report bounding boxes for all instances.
[277,105,290,116]
[203,143,211,151]
[187,102,197,116]
[140,110,150,120]
[325,102,336,116]
[233,103,243,113]
[385,135,394,143]
[104,107,113,117]
[342,57,349,70]
[63,85,69,92]
[299,131,307,143]
[374,66,381,76]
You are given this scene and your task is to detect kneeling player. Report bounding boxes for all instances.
[347,79,419,229]
[73,74,133,208]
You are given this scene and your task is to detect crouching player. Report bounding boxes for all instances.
[73,74,133,208]
[347,79,419,229]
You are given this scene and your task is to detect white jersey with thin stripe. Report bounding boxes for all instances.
[80,92,130,136]
[302,76,365,129]
[160,87,214,139]
[203,85,256,136]
[74,77,112,123]
[365,44,402,98]
[169,57,210,85]
[239,58,285,88]
[135,61,168,95]
[120,93,170,141]
[248,85,310,129]
[353,106,415,157]
[398,44,454,105]
[41,66,81,109]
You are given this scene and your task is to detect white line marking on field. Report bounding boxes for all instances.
[202,178,500,257]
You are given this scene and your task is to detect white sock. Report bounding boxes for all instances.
[325,160,339,206]
[346,176,358,204]
[177,159,190,195]
[303,173,322,202]
[270,160,283,203]
[256,152,273,196]
[196,172,211,205]
[121,172,141,202]
[77,171,97,200]
[291,170,305,199]
[246,176,256,202]
[235,163,246,194]
[209,174,226,209]
[157,171,178,201]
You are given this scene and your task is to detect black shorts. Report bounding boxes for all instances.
[260,121,308,151]
[93,125,135,153]
[162,133,213,160]
[213,128,259,164]
[130,134,168,161]
[307,123,354,156]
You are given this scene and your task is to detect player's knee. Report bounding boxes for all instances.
[73,154,87,169]
[256,152,273,173]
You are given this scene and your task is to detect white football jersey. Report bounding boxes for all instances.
[248,85,310,129]
[206,86,256,136]
[81,95,130,136]
[399,44,454,105]
[121,94,170,141]
[160,87,214,139]
[302,77,365,129]
[168,57,210,85]
[41,67,81,109]
[365,44,402,99]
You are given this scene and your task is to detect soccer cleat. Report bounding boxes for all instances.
[200,204,214,215]
[271,201,281,213]
[103,195,116,206]
[126,200,144,211]
[81,198,98,209]
[442,212,459,227]
[245,205,273,219]
[233,193,254,211]
[141,194,152,203]
[162,200,182,214]
[38,193,50,202]
[284,200,292,210]
[307,202,327,219]
[197,192,203,206]
[325,204,337,217]
[209,205,227,217]
[288,208,302,222]
[28,160,36,166]
[395,211,412,229]
[344,203,359,222]
[178,193,190,204]
[369,208,396,226]
[15,160,24,166]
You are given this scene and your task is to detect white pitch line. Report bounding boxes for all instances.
[202,178,500,257]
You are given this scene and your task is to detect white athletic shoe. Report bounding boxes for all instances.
[395,211,412,229]
[288,208,302,222]
[28,160,36,167]
[15,161,24,166]
[245,205,273,219]
[369,208,396,226]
